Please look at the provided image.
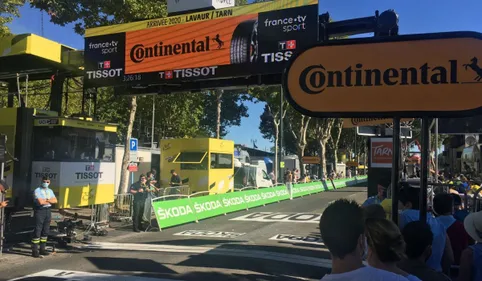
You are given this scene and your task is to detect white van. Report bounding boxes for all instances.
[234,159,273,189]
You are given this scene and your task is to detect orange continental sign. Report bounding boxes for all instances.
[302,156,320,164]
[284,32,482,118]
[343,118,413,128]
[125,14,257,74]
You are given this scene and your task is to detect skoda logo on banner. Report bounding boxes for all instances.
[283,32,482,118]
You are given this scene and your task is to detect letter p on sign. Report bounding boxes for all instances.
[129,138,138,162]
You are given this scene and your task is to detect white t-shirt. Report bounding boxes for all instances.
[320,266,410,281]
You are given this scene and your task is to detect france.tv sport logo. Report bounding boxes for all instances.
[264,15,307,33]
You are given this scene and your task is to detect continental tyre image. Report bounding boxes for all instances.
[230,20,258,64]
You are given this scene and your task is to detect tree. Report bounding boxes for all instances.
[199,90,250,138]
[327,118,343,172]
[252,86,288,179]
[284,106,311,176]
[0,0,24,36]
[33,0,169,194]
[313,118,336,178]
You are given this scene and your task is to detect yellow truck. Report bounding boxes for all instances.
[160,138,234,194]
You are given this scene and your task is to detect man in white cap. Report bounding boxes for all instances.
[459,211,482,281]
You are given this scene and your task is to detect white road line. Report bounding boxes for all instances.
[173,230,246,238]
[8,269,180,281]
[230,212,321,223]
[80,242,332,268]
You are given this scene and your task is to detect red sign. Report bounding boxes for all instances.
[370,138,393,168]
[128,163,138,172]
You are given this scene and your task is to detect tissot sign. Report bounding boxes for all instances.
[83,0,318,87]
[284,32,482,117]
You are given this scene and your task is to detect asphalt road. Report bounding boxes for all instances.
[0,186,367,281]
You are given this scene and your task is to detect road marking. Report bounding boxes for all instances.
[9,269,179,280]
[174,230,246,238]
[269,234,325,246]
[230,212,321,223]
[79,242,332,268]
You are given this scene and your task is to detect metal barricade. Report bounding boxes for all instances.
[189,191,211,198]
[162,185,190,197]
[108,193,133,222]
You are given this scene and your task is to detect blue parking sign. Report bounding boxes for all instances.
[130,138,138,151]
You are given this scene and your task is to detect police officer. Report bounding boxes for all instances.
[32,176,57,257]
[130,174,148,232]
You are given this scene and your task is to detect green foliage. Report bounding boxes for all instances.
[0,0,24,36]
[30,0,168,35]
[199,90,250,137]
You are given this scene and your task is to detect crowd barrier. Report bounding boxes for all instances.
[151,176,367,230]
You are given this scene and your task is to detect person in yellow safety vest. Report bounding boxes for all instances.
[32,176,57,257]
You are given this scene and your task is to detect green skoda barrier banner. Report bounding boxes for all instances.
[152,176,367,229]
[152,197,198,228]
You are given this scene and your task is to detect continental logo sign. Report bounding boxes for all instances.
[343,118,413,128]
[84,0,318,37]
[124,14,257,74]
[284,32,482,117]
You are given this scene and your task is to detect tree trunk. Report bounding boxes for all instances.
[118,96,137,195]
[297,145,306,176]
[215,89,223,139]
[273,121,279,182]
[319,140,327,179]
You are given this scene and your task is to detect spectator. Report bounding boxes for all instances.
[363,204,386,220]
[365,218,421,281]
[0,179,9,208]
[381,198,393,220]
[319,199,409,281]
[285,171,293,200]
[150,168,158,181]
[362,184,386,207]
[459,211,482,281]
[451,193,470,223]
[433,193,470,265]
[398,186,454,273]
[170,169,181,187]
[269,171,275,184]
[399,221,452,281]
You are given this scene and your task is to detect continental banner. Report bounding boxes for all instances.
[83,0,319,87]
[152,176,367,229]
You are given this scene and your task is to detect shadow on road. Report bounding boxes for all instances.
[86,257,177,274]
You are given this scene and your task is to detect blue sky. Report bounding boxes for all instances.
[7,0,482,150]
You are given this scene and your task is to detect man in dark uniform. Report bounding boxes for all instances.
[32,176,57,257]
[130,174,148,232]
[170,169,181,187]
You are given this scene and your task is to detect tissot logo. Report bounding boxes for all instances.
[299,60,459,95]
[130,36,215,63]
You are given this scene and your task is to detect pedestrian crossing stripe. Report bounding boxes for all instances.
[9,269,181,281]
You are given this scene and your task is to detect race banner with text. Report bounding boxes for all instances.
[152,176,367,229]
[83,0,319,87]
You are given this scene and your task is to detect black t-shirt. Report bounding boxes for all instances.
[130,181,147,201]
[170,174,181,186]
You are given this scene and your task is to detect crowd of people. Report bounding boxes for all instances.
[320,182,482,281]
